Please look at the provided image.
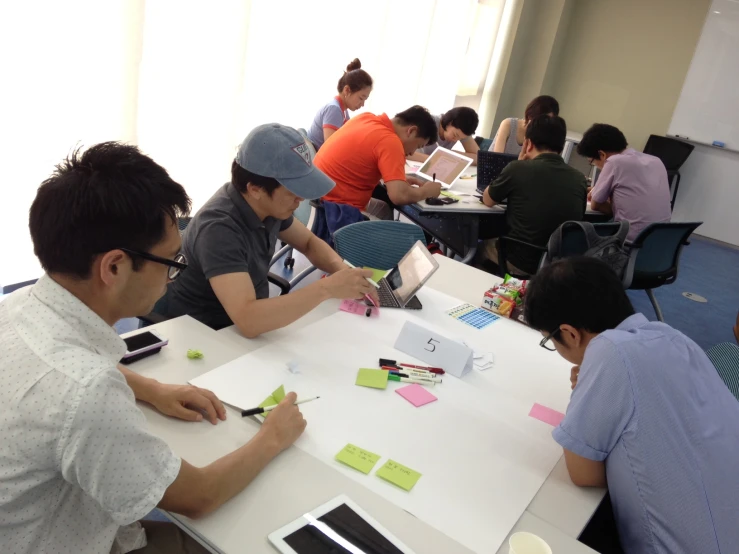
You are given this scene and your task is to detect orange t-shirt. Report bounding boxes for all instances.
[315,113,407,210]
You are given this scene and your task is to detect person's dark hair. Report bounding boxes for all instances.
[525,115,567,153]
[440,107,479,137]
[576,123,628,158]
[524,95,560,123]
[524,257,635,337]
[231,161,281,197]
[336,58,373,94]
[394,105,439,143]
[29,141,191,279]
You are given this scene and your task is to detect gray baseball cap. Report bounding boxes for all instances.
[235,123,335,200]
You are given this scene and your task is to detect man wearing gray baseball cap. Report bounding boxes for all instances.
[163,123,378,337]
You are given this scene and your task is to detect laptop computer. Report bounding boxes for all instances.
[476,151,517,193]
[368,241,440,310]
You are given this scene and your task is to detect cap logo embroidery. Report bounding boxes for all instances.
[291,142,312,166]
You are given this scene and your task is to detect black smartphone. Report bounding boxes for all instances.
[120,330,168,364]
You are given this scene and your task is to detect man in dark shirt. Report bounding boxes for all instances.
[481,115,587,275]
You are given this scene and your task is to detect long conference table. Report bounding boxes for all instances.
[125,256,604,553]
[399,161,610,263]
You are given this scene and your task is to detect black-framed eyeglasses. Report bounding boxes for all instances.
[539,328,562,351]
[120,248,188,280]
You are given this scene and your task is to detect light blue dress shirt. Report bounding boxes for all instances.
[553,313,739,554]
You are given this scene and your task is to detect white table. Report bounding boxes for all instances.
[126,256,603,553]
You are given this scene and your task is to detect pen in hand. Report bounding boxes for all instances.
[241,396,320,417]
[342,259,380,289]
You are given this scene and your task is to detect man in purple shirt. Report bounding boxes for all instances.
[577,124,671,242]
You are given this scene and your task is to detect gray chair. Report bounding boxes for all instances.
[705,342,739,402]
[622,222,702,321]
[333,221,426,269]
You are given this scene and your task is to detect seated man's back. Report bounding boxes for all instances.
[578,124,671,242]
[489,154,586,273]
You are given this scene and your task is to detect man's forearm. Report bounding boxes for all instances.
[386,181,431,206]
[234,282,331,338]
[117,364,160,404]
[590,199,612,216]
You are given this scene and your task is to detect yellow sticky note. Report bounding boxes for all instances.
[335,443,381,474]
[439,191,462,200]
[258,385,286,417]
[356,368,388,390]
[362,267,388,283]
[375,459,422,491]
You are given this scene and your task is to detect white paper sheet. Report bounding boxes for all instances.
[191,288,573,553]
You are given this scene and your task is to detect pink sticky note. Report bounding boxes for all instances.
[396,384,437,407]
[339,299,378,317]
[529,403,565,426]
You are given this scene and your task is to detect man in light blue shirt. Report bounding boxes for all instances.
[524,256,739,554]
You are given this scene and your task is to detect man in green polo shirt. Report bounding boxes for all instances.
[164,123,378,337]
[480,115,587,275]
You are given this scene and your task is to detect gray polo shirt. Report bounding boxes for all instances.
[165,182,293,329]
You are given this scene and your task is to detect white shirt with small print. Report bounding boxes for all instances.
[0,275,181,554]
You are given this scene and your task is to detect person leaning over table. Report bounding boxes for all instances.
[406,106,480,165]
[524,256,739,554]
[162,123,378,337]
[0,142,307,554]
[479,115,587,276]
[489,95,560,156]
[314,105,442,224]
[306,57,373,151]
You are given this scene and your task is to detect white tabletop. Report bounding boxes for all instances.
[125,256,602,553]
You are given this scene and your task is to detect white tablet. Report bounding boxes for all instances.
[268,495,415,554]
[416,146,473,189]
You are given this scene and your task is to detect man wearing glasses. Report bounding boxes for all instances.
[0,142,307,553]
[525,256,739,554]
[577,123,671,243]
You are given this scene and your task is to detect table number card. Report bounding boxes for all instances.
[394,321,473,378]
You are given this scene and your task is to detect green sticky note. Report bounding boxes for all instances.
[375,459,422,491]
[335,443,381,474]
[439,190,462,200]
[356,368,388,390]
[186,349,204,359]
[362,267,388,283]
[257,385,286,417]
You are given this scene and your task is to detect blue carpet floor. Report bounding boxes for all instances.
[626,235,739,351]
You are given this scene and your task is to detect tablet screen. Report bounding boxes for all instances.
[284,503,404,554]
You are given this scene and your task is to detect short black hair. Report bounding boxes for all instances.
[577,124,628,158]
[524,257,635,336]
[394,105,439,143]
[524,95,559,123]
[231,161,281,197]
[29,142,191,279]
[440,107,479,137]
[525,115,567,153]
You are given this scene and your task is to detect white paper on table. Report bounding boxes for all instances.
[190,287,572,554]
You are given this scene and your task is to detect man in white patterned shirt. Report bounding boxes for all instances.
[0,142,307,553]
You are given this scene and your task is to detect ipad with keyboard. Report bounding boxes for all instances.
[368,241,439,310]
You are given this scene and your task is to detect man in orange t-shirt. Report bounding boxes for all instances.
[314,105,442,219]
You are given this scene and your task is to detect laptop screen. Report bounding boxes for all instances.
[384,241,439,307]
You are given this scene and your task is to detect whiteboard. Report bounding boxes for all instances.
[668,0,739,150]
[191,287,573,554]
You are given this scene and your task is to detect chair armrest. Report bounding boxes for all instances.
[268,272,291,296]
[498,236,548,252]
[496,236,547,277]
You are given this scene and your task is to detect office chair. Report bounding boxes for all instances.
[333,221,426,269]
[705,342,739,402]
[642,135,695,210]
[622,221,702,322]
[270,199,320,287]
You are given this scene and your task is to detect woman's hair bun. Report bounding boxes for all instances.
[346,58,362,72]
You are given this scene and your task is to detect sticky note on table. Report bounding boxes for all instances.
[258,385,286,417]
[375,459,422,491]
[339,299,378,317]
[362,267,387,283]
[356,368,389,389]
[529,403,565,426]
[396,384,437,407]
[335,443,381,474]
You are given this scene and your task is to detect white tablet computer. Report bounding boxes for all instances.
[416,146,473,189]
[268,495,415,554]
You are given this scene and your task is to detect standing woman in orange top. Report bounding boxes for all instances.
[306,58,373,150]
